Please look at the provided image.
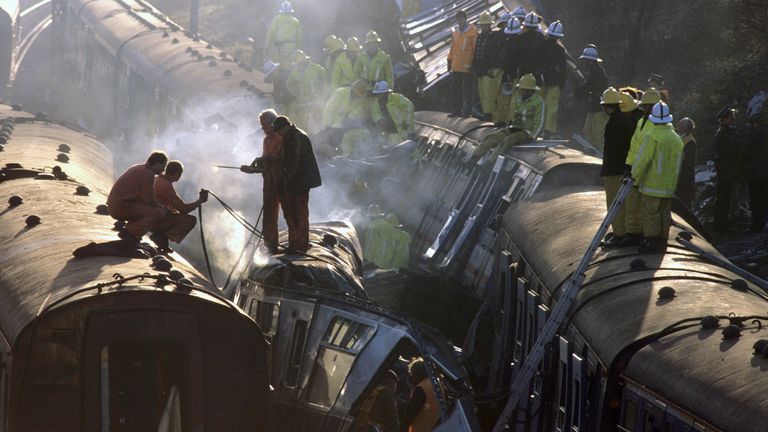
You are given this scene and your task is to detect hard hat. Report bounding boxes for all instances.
[292,49,309,66]
[324,34,340,52]
[619,91,639,112]
[371,80,391,94]
[639,88,662,105]
[497,11,511,26]
[547,20,564,37]
[717,105,736,120]
[478,11,493,25]
[600,87,622,105]
[647,73,664,85]
[346,37,362,52]
[504,17,522,35]
[365,30,382,44]
[367,203,383,217]
[516,73,540,91]
[501,81,515,96]
[262,59,279,76]
[511,6,526,19]
[523,11,540,28]
[649,102,673,124]
[278,1,293,14]
[385,213,400,226]
[351,79,368,97]
[579,44,602,62]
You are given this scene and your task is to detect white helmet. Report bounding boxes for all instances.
[547,20,564,38]
[504,17,522,35]
[511,6,526,19]
[278,1,293,14]
[649,102,673,124]
[497,11,511,26]
[262,59,279,76]
[523,11,540,28]
[371,80,391,94]
[579,44,602,62]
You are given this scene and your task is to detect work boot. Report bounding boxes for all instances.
[117,228,141,244]
[623,233,643,246]
[638,237,666,254]
[602,233,626,248]
[150,232,173,254]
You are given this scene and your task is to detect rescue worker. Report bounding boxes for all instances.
[473,12,504,121]
[322,80,373,157]
[364,211,411,269]
[624,88,663,245]
[577,44,609,151]
[447,10,478,117]
[152,161,208,252]
[346,37,363,66]
[354,30,394,90]
[631,102,684,253]
[496,17,522,123]
[324,35,356,90]
[469,73,544,163]
[241,109,284,252]
[350,370,399,432]
[713,106,742,232]
[285,49,326,134]
[600,88,637,247]
[541,20,566,136]
[400,358,439,432]
[387,213,411,269]
[263,1,302,68]
[107,151,168,244]
[746,112,768,231]
[371,80,415,147]
[674,117,697,210]
[510,6,526,21]
[273,116,322,252]
[516,12,544,80]
[647,73,671,103]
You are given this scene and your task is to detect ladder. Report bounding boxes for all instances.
[492,176,634,432]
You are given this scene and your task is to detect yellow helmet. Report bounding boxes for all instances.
[478,11,493,25]
[324,34,340,52]
[600,87,622,105]
[640,88,662,105]
[516,74,540,91]
[619,91,639,112]
[347,37,362,52]
[385,212,400,226]
[292,49,310,66]
[365,30,382,44]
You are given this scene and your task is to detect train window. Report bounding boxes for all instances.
[237,294,248,309]
[250,300,280,336]
[285,320,309,388]
[512,277,526,364]
[533,304,549,396]
[623,399,638,430]
[570,354,585,431]
[525,290,538,356]
[324,317,374,352]
[555,337,571,431]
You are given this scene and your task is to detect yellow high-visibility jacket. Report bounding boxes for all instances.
[625,117,654,166]
[329,52,356,89]
[286,61,326,105]
[510,93,545,139]
[371,92,414,145]
[631,123,684,198]
[322,87,370,129]
[354,49,394,89]
[264,14,302,62]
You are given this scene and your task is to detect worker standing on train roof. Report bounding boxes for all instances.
[285,49,326,134]
[624,88,662,244]
[674,117,697,210]
[370,80,415,148]
[577,44,609,151]
[541,20,567,136]
[495,17,522,123]
[324,35,356,90]
[447,10,478,118]
[468,73,545,164]
[152,161,208,253]
[630,102,684,253]
[354,30,394,91]
[273,115,321,253]
[473,11,504,121]
[322,79,373,157]
[263,1,302,68]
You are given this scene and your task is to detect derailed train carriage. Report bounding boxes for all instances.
[0,104,270,431]
[365,111,768,431]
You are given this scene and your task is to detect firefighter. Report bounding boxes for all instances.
[241,109,284,252]
[713,106,742,232]
[272,116,322,252]
[447,10,478,117]
[346,37,363,66]
[674,117,697,210]
[324,35,356,89]
[354,30,394,90]
[473,12,504,121]
[370,80,415,147]
[285,49,326,134]
[152,161,208,252]
[263,1,302,68]
[600,88,637,247]
[469,73,544,163]
[495,17,522,123]
[107,151,169,244]
[510,6,526,21]
[322,80,374,157]
[541,20,567,136]
[631,102,684,253]
[577,44,609,151]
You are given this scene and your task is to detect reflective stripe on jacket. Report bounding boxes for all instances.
[625,116,653,166]
[354,49,394,89]
[512,93,545,139]
[447,24,478,73]
[631,123,684,198]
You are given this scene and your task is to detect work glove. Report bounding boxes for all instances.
[240,165,255,174]
[199,189,209,203]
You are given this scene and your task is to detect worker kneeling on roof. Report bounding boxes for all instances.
[152,160,208,253]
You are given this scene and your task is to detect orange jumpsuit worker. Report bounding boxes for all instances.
[153,160,207,252]
[242,109,285,252]
[272,115,321,252]
[107,151,168,243]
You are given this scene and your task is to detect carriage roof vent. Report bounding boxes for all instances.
[25,215,41,228]
[630,258,646,270]
[731,279,748,292]
[722,324,741,340]
[8,195,22,206]
[753,339,768,355]
[701,315,719,329]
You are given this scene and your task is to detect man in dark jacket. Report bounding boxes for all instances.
[674,117,697,210]
[473,12,503,121]
[713,106,741,232]
[541,20,567,136]
[273,115,322,252]
[746,113,768,231]
[577,44,609,151]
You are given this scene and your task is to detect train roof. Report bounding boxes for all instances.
[0,106,218,347]
[503,186,768,431]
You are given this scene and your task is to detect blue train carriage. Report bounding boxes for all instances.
[0,105,270,431]
[0,0,19,95]
[234,222,482,431]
